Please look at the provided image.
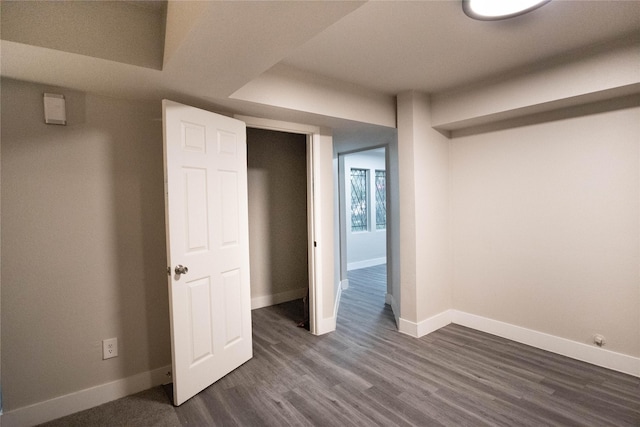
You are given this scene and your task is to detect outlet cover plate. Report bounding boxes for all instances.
[103,337,118,359]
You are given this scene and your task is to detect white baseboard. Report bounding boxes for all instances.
[347,257,386,271]
[396,309,639,377]
[451,311,640,378]
[315,282,342,335]
[398,309,453,338]
[2,365,171,427]
[341,279,349,291]
[398,317,418,337]
[251,287,308,310]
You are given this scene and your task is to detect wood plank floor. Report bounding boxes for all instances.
[42,264,640,426]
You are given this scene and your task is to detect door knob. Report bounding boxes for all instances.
[175,265,189,275]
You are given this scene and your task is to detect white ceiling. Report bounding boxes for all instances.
[282,0,640,94]
[1,0,639,128]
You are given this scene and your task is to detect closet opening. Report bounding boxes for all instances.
[246,127,311,330]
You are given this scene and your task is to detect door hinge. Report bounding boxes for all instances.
[167,266,171,275]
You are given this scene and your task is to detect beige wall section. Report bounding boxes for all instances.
[451,106,640,357]
[397,92,452,324]
[412,97,451,322]
[247,128,308,302]
[0,1,165,70]
[397,93,419,322]
[1,79,170,411]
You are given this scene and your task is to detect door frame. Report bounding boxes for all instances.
[236,115,322,335]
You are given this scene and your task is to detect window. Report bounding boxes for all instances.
[350,168,368,231]
[375,170,386,230]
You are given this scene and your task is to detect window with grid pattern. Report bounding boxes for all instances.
[350,168,368,232]
[375,170,386,230]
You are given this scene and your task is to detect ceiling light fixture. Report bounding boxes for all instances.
[463,0,551,20]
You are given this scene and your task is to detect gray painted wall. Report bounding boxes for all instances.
[1,78,171,410]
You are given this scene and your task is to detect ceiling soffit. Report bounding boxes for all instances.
[0,1,166,70]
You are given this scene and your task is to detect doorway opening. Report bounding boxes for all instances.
[239,115,324,335]
[338,148,388,313]
[246,127,311,329]
[343,148,387,271]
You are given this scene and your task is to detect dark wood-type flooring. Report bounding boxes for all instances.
[42,264,640,426]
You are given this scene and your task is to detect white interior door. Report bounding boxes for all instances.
[163,100,252,406]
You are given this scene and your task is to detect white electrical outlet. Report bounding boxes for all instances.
[103,338,118,359]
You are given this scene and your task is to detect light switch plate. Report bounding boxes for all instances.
[44,93,66,125]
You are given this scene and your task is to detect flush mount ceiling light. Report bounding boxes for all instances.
[463,0,551,20]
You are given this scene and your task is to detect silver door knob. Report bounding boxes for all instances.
[174,265,189,275]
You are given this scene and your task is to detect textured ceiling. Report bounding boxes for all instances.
[281,0,640,94]
[1,0,639,129]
